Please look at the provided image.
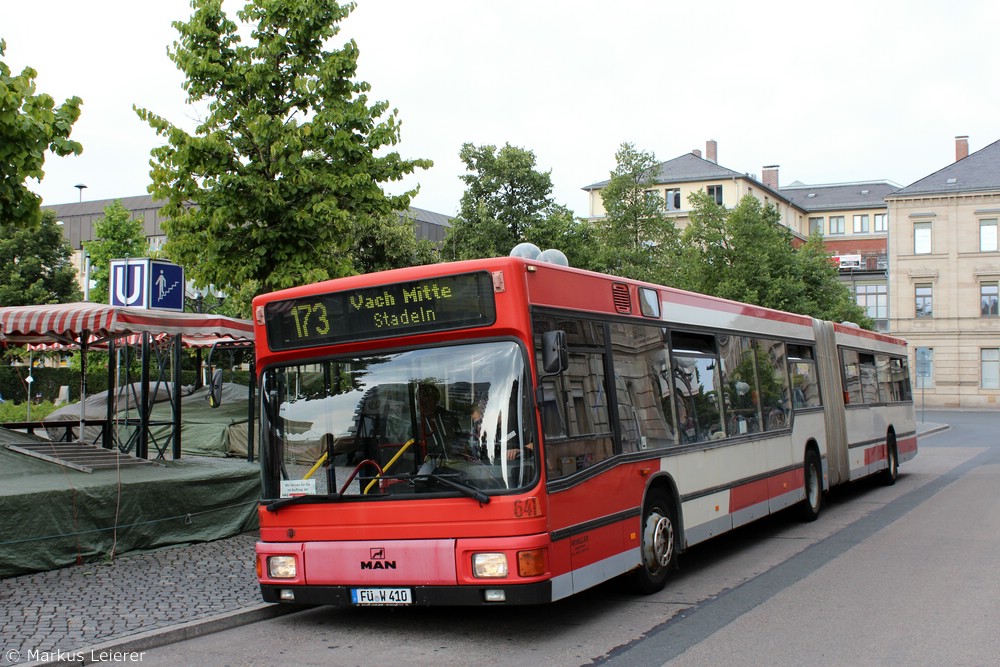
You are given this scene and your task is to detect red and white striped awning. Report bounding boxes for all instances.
[0,302,254,347]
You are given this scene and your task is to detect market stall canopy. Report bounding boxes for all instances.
[0,302,255,461]
[0,302,254,347]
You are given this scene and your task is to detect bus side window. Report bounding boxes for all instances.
[535,314,614,479]
[841,349,862,405]
[890,357,912,402]
[609,323,678,451]
[875,354,895,403]
[753,339,790,430]
[670,331,725,442]
[858,353,879,404]
[543,350,613,478]
[787,344,822,408]
[718,335,762,435]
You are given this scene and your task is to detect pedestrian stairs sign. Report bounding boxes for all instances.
[109,258,185,311]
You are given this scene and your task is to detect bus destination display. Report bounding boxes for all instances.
[265,272,497,350]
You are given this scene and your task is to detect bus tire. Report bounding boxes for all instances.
[881,433,898,486]
[631,489,677,594]
[798,449,822,522]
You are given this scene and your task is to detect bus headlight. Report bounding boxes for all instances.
[267,555,297,579]
[472,553,509,578]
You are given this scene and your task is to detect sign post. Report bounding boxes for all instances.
[109,259,185,311]
[916,348,931,423]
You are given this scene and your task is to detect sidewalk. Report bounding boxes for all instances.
[1,420,950,665]
[0,533,284,666]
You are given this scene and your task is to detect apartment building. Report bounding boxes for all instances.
[886,137,1000,408]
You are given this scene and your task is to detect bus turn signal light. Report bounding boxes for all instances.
[517,549,546,577]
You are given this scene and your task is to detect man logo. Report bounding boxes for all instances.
[362,547,396,570]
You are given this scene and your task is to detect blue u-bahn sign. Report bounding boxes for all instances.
[109,259,185,311]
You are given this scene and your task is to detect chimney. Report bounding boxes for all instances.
[692,149,702,158]
[762,165,780,190]
[706,139,718,164]
[955,135,969,161]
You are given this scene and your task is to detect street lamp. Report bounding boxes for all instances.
[74,183,87,202]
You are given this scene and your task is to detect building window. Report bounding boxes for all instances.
[665,188,682,211]
[915,284,933,318]
[855,284,887,320]
[981,219,998,252]
[984,349,1000,389]
[808,217,824,235]
[914,221,932,254]
[829,216,845,235]
[915,347,933,389]
[706,185,723,205]
[853,214,869,233]
[644,189,664,210]
[982,282,999,316]
[873,213,887,232]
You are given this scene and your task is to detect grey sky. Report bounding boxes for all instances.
[4,0,998,218]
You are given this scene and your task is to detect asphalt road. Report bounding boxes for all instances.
[93,410,998,667]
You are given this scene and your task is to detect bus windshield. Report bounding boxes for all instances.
[259,341,535,501]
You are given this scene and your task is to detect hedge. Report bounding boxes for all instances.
[0,366,252,404]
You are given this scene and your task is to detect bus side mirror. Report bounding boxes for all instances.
[541,330,568,375]
[208,369,224,408]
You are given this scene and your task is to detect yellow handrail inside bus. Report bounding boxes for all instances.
[363,439,415,494]
[303,452,328,480]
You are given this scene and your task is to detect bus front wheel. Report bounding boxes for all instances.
[632,489,676,594]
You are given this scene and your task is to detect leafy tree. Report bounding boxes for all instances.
[0,210,81,306]
[595,142,680,283]
[679,192,871,327]
[83,201,149,304]
[350,212,439,274]
[135,0,431,303]
[0,39,82,228]
[678,191,800,310]
[445,142,579,261]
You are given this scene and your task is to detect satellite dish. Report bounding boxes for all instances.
[537,248,569,266]
[510,242,541,259]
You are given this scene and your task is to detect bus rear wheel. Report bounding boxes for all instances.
[881,433,898,486]
[632,489,676,594]
[798,449,822,522]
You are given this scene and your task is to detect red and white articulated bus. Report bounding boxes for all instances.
[251,256,917,606]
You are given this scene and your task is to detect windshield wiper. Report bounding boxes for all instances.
[265,493,341,512]
[415,461,490,504]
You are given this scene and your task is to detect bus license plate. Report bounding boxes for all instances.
[351,587,412,606]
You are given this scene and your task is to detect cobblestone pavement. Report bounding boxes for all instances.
[0,533,261,666]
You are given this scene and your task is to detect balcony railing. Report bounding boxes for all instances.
[836,253,887,272]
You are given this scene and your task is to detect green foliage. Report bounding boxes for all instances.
[0,38,83,229]
[445,142,582,261]
[351,212,439,275]
[0,399,58,422]
[678,191,800,309]
[679,192,872,328]
[135,0,431,298]
[82,201,149,303]
[594,142,681,283]
[0,211,81,306]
